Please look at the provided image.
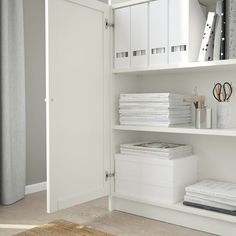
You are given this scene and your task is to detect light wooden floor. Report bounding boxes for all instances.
[0,191,214,236]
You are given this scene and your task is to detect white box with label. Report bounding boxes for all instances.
[169,0,206,64]
[149,0,169,66]
[114,7,131,69]
[130,3,148,68]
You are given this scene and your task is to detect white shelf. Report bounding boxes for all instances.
[113,59,236,75]
[112,0,217,9]
[199,0,217,7]
[114,125,236,137]
[113,193,236,224]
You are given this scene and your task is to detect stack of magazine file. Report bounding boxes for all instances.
[120,142,193,159]
[184,180,236,216]
[119,93,192,127]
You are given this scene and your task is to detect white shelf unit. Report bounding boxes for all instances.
[111,0,236,235]
[46,0,236,234]
[112,67,236,235]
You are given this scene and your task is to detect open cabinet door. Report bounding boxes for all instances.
[45,0,110,213]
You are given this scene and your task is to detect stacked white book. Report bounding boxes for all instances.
[119,93,192,127]
[120,141,193,159]
[184,180,236,216]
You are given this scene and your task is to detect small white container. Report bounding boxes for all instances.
[217,102,232,129]
[115,154,198,204]
[195,107,212,129]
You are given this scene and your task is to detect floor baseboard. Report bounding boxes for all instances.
[25,182,47,195]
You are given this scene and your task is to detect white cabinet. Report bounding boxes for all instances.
[114,7,131,69]
[46,0,236,235]
[149,0,169,66]
[169,0,206,64]
[130,3,148,68]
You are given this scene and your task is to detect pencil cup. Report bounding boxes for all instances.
[217,102,232,129]
[195,107,212,129]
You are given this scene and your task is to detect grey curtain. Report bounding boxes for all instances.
[0,0,26,205]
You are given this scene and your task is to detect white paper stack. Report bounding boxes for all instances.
[120,141,193,159]
[119,93,192,127]
[184,180,236,215]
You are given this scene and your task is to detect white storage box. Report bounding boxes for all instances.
[114,7,131,69]
[169,0,206,64]
[115,154,198,204]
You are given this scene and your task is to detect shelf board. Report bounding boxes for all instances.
[199,0,217,6]
[113,59,236,75]
[112,0,147,9]
[112,0,217,9]
[113,193,236,224]
[114,125,236,137]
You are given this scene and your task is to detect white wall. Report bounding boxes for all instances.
[23,0,46,185]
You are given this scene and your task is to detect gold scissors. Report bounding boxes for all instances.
[213,82,233,102]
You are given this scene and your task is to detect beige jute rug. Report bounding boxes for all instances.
[14,220,114,236]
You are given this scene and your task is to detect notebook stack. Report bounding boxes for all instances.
[184,180,236,216]
[120,141,193,159]
[119,93,192,127]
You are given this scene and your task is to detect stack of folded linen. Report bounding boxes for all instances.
[120,141,193,159]
[184,180,236,216]
[119,93,192,127]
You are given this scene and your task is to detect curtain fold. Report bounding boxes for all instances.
[0,0,26,205]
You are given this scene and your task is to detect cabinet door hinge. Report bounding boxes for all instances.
[105,171,115,181]
[105,19,114,29]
